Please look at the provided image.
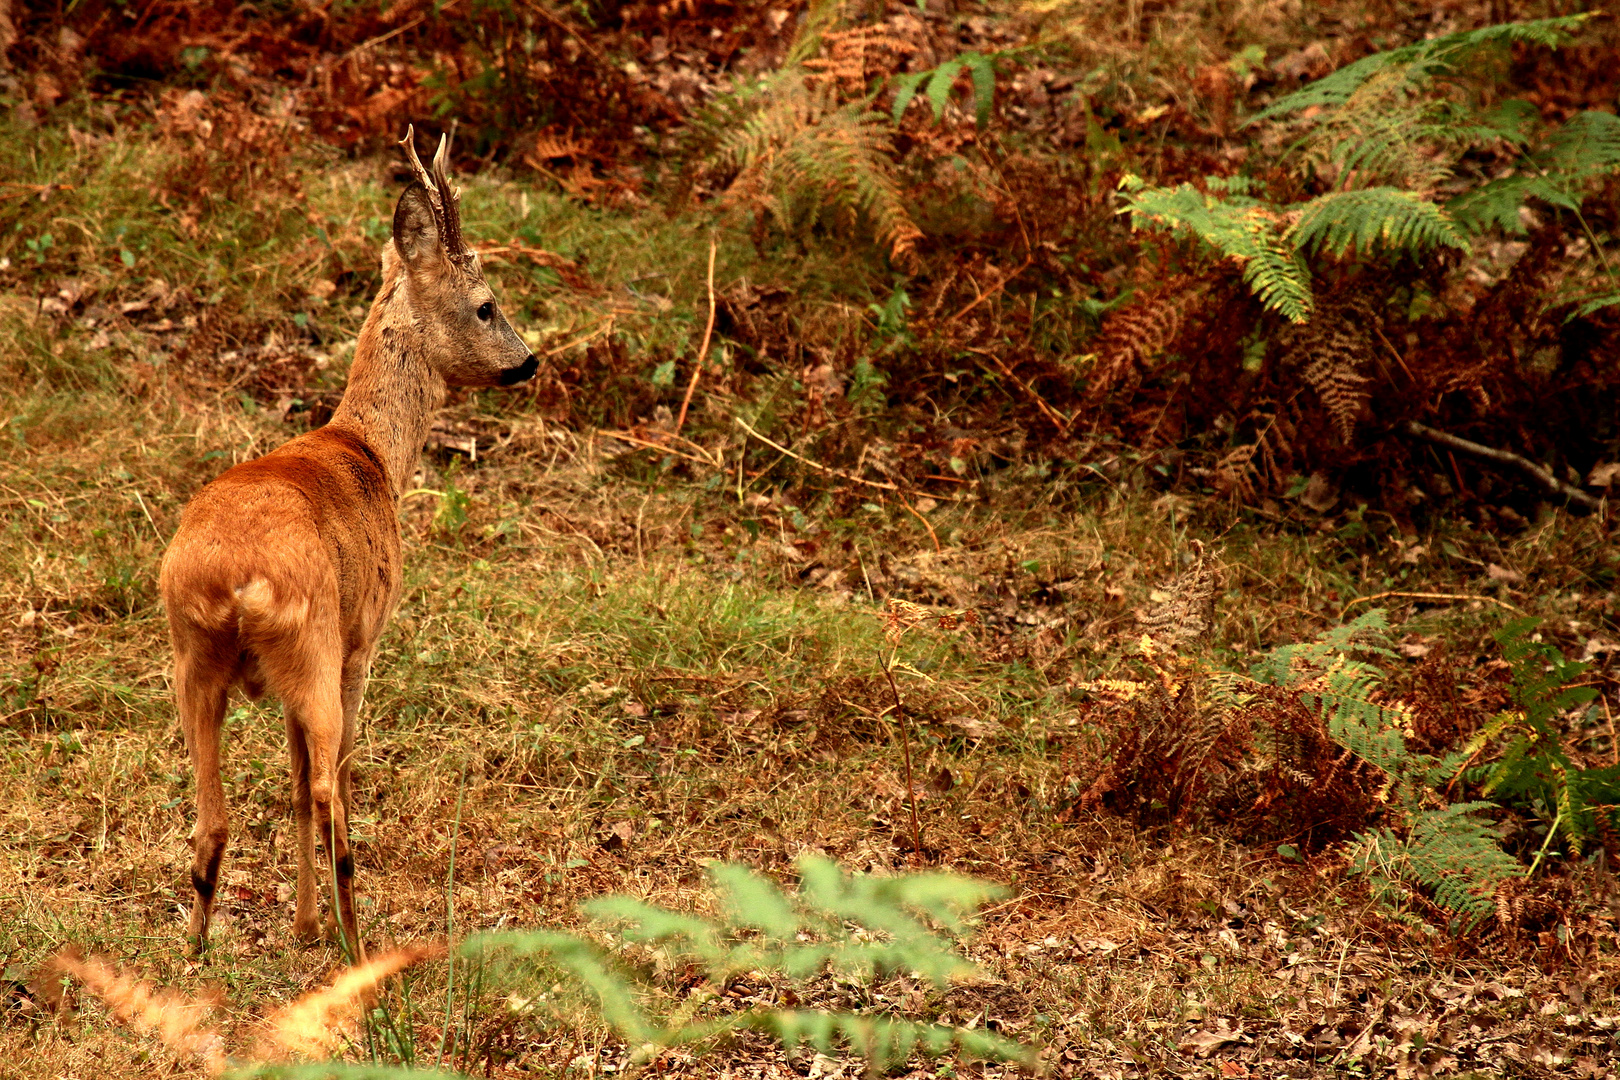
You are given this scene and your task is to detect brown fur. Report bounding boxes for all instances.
[159,133,535,955]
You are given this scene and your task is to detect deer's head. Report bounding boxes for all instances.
[388,127,537,388]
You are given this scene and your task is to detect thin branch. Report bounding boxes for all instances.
[597,430,720,468]
[900,499,941,553]
[735,418,892,491]
[675,236,718,437]
[947,256,1033,324]
[1405,421,1603,513]
[517,0,604,63]
[337,0,465,63]
[735,418,970,501]
[969,350,1072,433]
[539,318,614,357]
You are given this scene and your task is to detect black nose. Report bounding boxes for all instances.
[499,354,538,386]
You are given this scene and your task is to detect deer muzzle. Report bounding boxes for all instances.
[500,354,539,386]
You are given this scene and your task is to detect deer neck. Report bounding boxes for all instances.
[328,278,447,499]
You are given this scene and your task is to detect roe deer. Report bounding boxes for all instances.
[159,127,536,955]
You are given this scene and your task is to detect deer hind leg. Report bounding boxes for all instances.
[284,675,362,958]
[336,648,373,962]
[285,710,320,943]
[176,654,232,954]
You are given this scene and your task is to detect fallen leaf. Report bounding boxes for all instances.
[1180,1022,1245,1056]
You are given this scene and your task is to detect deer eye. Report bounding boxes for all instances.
[476,301,494,322]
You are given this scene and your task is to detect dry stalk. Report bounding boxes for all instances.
[1339,590,1526,622]
[675,234,719,436]
[879,654,925,863]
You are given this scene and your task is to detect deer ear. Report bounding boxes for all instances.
[392,182,443,269]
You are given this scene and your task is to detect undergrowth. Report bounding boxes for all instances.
[49,858,1030,1078]
[1080,549,1611,937]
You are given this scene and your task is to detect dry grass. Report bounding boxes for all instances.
[4,357,1616,1076]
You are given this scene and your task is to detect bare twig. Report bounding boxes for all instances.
[516,0,604,62]
[597,430,720,468]
[734,418,970,501]
[1371,324,1417,385]
[675,236,718,437]
[542,318,614,357]
[1606,697,1617,768]
[735,418,896,491]
[1339,590,1527,622]
[879,655,925,863]
[947,256,1034,323]
[969,350,1072,433]
[901,498,942,553]
[1405,421,1603,512]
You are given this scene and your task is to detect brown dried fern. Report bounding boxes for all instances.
[1077,543,1238,821]
[46,950,228,1075]
[804,21,922,95]
[685,71,923,264]
[1282,295,1379,444]
[1139,539,1222,648]
[1088,276,1209,401]
[45,944,441,1072]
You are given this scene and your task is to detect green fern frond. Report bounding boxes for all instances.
[1449,175,1555,233]
[1451,110,1620,235]
[748,1010,1030,1068]
[1494,617,1597,730]
[1407,803,1523,928]
[1290,188,1469,257]
[1249,15,1591,124]
[1295,69,1481,193]
[1472,619,1610,859]
[1543,108,1620,178]
[1569,292,1620,320]
[470,929,661,1044]
[465,857,1023,1071]
[783,0,846,65]
[1249,608,1393,686]
[1120,180,1312,321]
[892,51,997,127]
[1348,804,1522,930]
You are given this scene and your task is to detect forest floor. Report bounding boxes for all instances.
[4,0,1620,1077]
[2,258,1617,1077]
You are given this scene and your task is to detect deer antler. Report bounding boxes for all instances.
[429,134,469,265]
[398,124,473,270]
